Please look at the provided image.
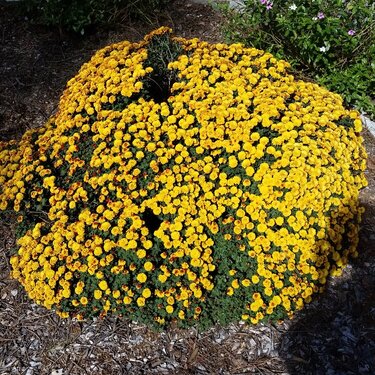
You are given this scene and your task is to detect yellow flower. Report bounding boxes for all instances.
[241,279,251,287]
[158,274,167,283]
[101,222,111,231]
[137,249,146,259]
[167,296,175,305]
[275,217,284,226]
[228,156,238,168]
[190,248,200,259]
[142,288,152,298]
[62,289,71,298]
[166,305,174,314]
[264,287,273,296]
[251,275,260,284]
[136,273,147,283]
[144,261,153,271]
[112,290,121,299]
[94,289,103,299]
[123,296,132,304]
[257,223,267,233]
[250,301,261,312]
[98,280,108,291]
[94,247,103,256]
[231,279,239,289]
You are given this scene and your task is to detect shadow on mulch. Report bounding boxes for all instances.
[279,202,375,375]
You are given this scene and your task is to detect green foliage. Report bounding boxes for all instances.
[20,0,171,33]
[141,32,185,103]
[316,53,375,116]
[220,0,375,118]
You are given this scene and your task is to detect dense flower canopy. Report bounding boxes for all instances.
[0,27,367,329]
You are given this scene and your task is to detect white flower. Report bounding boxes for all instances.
[289,4,297,10]
[319,46,327,52]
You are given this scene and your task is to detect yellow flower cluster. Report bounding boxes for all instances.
[0,27,367,327]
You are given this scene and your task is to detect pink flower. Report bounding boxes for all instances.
[317,12,325,19]
[348,29,356,36]
[260,0,272,8]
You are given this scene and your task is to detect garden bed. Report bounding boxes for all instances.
[0,1,374,374]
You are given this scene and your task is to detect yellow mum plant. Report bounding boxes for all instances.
[0,27,367,329]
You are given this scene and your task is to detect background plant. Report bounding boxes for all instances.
[20,0,172,34]
[219,0,375,119]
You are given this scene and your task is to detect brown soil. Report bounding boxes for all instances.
[1,1,374,374]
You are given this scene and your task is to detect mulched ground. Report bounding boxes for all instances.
[1,1,374,374]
